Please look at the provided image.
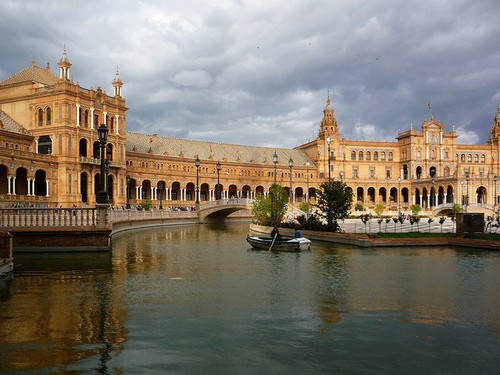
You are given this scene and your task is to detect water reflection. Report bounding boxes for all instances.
[0,223,499,374]
[0,253,126,373]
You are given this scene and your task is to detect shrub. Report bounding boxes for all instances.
[140,199,153,211]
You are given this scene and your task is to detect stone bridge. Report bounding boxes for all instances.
[432,203,495,216]
[197,198,254,223]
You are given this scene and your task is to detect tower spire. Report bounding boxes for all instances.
[112,66,123,97]
[319,92,339,137]
[58,45,71,81]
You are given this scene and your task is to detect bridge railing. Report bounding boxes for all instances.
[0,208,98,228]
[199,198,254,210]
[108,208,198,222]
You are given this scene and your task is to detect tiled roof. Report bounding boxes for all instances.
[126,132,315,168]
[0,111,30,135]
[0,61,58,86]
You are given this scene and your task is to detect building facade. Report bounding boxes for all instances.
[1,50,499,214]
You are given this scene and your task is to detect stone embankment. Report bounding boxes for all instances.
[249,224,500,250]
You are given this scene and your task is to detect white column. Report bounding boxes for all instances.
[76,104,81,126]
[90,108,95,129]
[412,194,415,205]
[420,194,423,207]
[150,187,155,200]
[46,179,50,196]
[12,177,16,195]
[35,139,39,153]
[115,115,119,135]
[444,193,448,204]
[7,176,12,195]
[103,111,108,125]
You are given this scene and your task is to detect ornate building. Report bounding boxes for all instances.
[1,49,499,214]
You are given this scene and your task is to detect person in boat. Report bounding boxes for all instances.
[294,227,302,238]
[270,226,282,240]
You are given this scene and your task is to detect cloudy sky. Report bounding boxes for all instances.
[1,0,499,148]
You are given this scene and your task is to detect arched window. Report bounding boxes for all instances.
[381,152,386,161]
[416,166,422,179]
[373,151,378,161]
[429,166,436,178]
[351,151,356,160]
[481,154,486,163]
[467,154,472,162]
[474,154,479,163]
[38,108,43,126]
[388,152,393,161]
[366,151,371,160]
[461,154,465,162]
[46,107,52,125]
[359,151,364,161]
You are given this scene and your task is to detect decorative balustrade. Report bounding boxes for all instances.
[108,208,198,222]
[0,208,98,228]
[0,199,253,229]
[199,198,254,210]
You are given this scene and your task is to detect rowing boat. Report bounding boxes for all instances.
[246,235,311,251]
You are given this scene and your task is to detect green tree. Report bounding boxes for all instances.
[374,203,384,217]
[251,184,289,226]
[299,201,312,216]
[410,204,422,216]
[451,203,462,216]
[315,180,354,230]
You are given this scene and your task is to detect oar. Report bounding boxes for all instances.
[269,233,277,251]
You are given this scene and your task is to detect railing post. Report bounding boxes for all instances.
[96,205,109,227]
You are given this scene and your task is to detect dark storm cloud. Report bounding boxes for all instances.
[1,0,499,147]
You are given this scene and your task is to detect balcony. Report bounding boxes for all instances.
[80,156,121,168]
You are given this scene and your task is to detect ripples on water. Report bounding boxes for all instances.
[0,223,499,374]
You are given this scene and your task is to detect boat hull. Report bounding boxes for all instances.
[246,236,311,251]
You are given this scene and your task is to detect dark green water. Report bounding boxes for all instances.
[0,222,499,374]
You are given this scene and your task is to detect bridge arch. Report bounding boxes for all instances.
[198,198,253,223]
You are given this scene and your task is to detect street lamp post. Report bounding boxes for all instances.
[126,175,131,209]
[216,161,222,200]
[461,180,465,209]
[96,124,109,204]
[195,157,201,204]
[273,151,278,185]
[104,158,110,202]
[288,157,293,204]
[397,177,401,212]
[158,181,163,209]
[327,136,331,182]
[339,171,344,182]
[306,162,310,218]
[465,173,470,211]
[494,175,498,213]
[431,177,435,208]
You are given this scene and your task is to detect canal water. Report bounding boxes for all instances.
[0,222,499,374]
